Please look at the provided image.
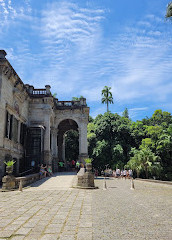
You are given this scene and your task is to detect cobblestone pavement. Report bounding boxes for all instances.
[0,174,172,240]
[92,177,172,240]
[0,172,92,240]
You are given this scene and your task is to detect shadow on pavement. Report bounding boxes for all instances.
[29,171,77,188]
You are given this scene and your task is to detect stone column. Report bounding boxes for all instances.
[43,113,51,165]
[50,128,54,155]
[58,132,63,162]
[51,128,58,157]
[62,134,66,163]
[78,121,88,163]
[54,129,58,157]
[51,128,58,172]
[56,130,58,157]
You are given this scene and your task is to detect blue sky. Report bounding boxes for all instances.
[0,0,172,120]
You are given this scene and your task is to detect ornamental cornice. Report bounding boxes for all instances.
[6,103,27,123]
[13,87,28,103]
[0,59,26,92]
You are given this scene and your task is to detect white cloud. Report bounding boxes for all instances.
[40,1,104,51]
[0,0,32,28]
[129,107,148,111]
[1,1,172,120]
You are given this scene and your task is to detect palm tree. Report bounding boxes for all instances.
[101,86,114,112]
[126,147,160,178]
[138,148,159,179]
[166,2,172,18]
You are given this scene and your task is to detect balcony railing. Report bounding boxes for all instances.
[55,99,87,108]
[32,89,47,95]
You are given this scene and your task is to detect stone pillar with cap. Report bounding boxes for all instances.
[45,85,51,95]
[28,85,34,94]
[0,50,7,59]
[43,112,52,165]
[78,121,88,163]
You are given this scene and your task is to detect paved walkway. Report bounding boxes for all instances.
[93,178,172,240]
[0,173,172,240]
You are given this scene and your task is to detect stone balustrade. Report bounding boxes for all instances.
[2,173,40,191]
[55,99,87,109]
[32,89,47,95]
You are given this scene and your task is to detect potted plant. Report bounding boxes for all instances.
[4,160,16,175]
[85,158,93,172]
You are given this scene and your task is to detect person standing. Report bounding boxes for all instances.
[95,169,98,178]
[76,161,80,172]
[58,161,64,172]
[47,165,53,176]
[71,160,75,170]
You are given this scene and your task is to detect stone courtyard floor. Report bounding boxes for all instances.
[0,173,172,240]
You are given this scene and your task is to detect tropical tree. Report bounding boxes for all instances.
[150,110,172,126]
[72,96,84,101]
[101,86,114,112]
[125,154,142,178]
[138,148,160,179]
[87,122,97,157]
[127,147,160,178]
[112,144,125,169]
[122,108,129,118]
[87,109,171,180]
[65,130,79,162]
[156,133,172,180]
[131,121,147,148]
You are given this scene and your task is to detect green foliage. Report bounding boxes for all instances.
[140,138,155,151]
[88,112,132,170]
[89,116,94,123]
[65,130,79,162]
[85,158,92,164]
[87,122,97,157]
[101,86,114,112]
[4,160,16,166]
[146,125,163,142]
[151,110,172,126]
[112,144,125,169]
[131,121,147,147]
[122,108,129,119]
[87,109,172,180]
[72,96,84,101]
[92,139,111,169]
[126,148,161,178]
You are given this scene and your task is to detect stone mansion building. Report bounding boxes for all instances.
[0,50,89,181]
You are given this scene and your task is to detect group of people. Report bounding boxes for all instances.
[70,160,82,171]
[97,168,133,179]
[114,169,133,179]
[58,160,83,172]
[39,164,53,179]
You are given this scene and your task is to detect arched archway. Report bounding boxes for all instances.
[58,119,78,166]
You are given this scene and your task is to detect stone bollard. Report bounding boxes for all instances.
[19,179,23,191]
[103,177,107,190]
[2,175,15,191]
[130,178,135,190]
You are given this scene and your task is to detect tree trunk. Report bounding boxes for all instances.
[137,170,140,178]
[145,167,148,179]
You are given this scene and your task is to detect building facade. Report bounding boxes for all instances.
[0,50,89,181]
